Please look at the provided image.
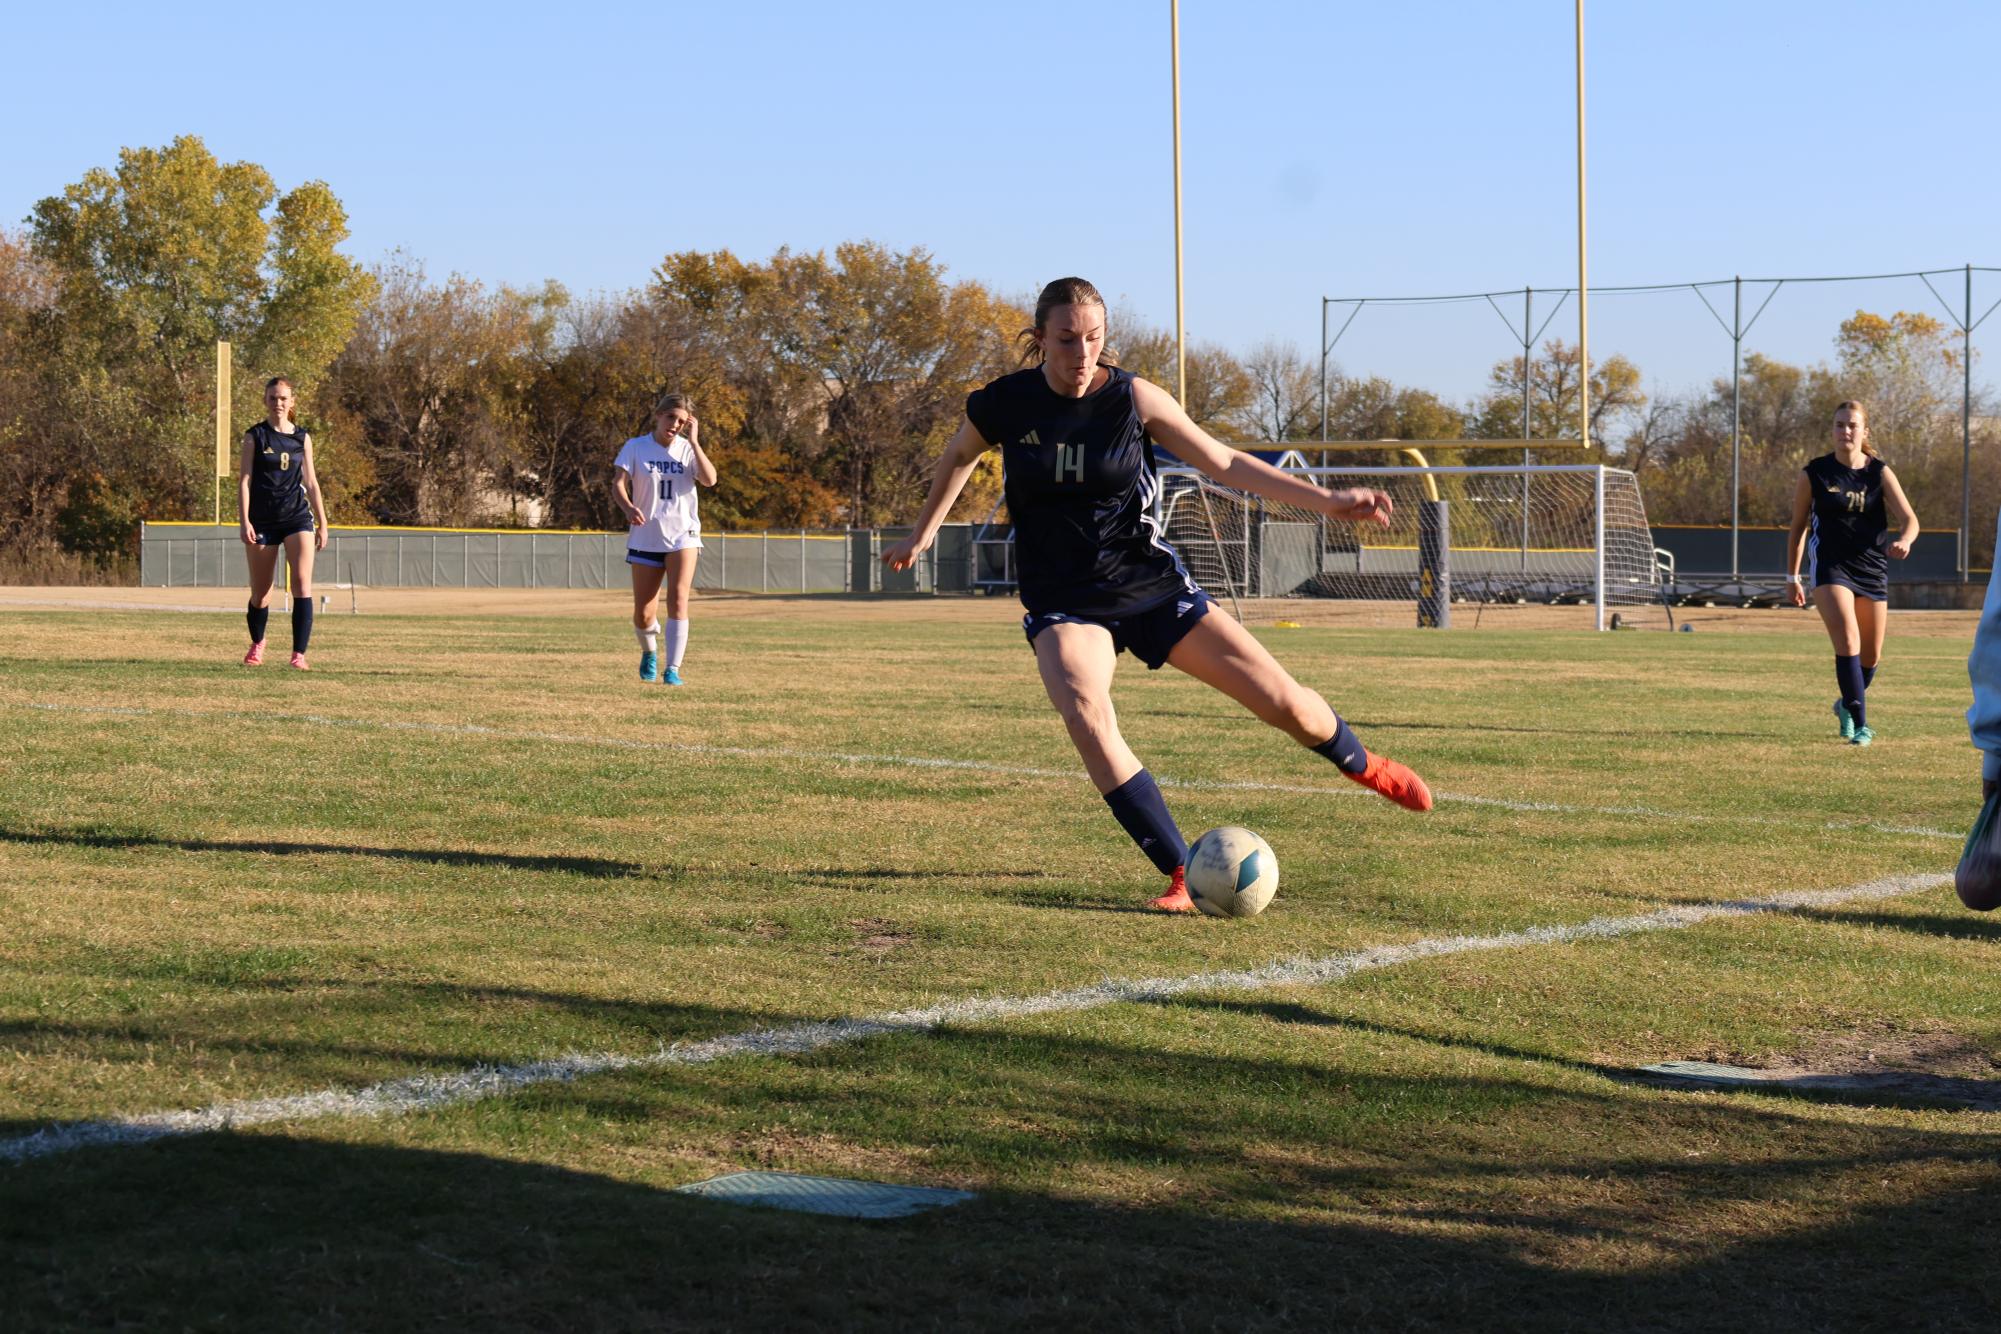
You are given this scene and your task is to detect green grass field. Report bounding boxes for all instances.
[2,597,1995,1330]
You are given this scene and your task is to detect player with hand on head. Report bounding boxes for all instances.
[883,277,1431,914]
[1784,400,1919,746]
[613,392,716,685]
[238,376,327,670]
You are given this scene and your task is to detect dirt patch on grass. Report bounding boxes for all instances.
[849,918,913,957]
[1678,1020,2001,1111]
[1780,1019,1999,1080]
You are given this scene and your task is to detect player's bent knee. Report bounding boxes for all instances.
[1056,695,1115,738]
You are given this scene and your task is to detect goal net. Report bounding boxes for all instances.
[1155,464,1669,630]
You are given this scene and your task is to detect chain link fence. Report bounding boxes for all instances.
[140,524,982,594]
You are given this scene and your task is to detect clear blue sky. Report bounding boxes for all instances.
[5,1,1996,408]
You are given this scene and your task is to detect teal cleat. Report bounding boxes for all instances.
[1832,699,1855,740]
[662,665,683,686]
[639,650,659,682]
[1850,725,1874,747]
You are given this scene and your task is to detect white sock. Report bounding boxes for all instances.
[635,622,659,653]
[663,618,689,669]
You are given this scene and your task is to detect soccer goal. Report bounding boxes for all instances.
[1156,464,1671,630]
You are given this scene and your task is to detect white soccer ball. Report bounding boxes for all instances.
[1186,826,1278,918]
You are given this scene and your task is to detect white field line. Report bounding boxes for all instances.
[0,872,1949,1165]
[4,698,1963,842]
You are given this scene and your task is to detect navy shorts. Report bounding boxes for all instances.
[1022,590,1215,670]
[249,514,315,546]
[1814,560,1888,603]
[626,540,701,569]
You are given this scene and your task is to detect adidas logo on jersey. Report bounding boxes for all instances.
[1020,430,1041,446]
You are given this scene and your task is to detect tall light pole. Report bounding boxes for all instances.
[1575,0,1589,448]
[1170,0,1187,406]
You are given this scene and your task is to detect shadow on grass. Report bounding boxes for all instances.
[2,1016,1997,1329]
[795,867,1050,884]
[1004,886,1177,915]
[1174,998,2001,1114]
[0,825,643,879]
[1789,906,2001,942]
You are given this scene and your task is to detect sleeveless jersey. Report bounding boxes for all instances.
[1803,453,1888,583]
[966,366,1195,618]
[613,433,702,549]
[247,422,311,524]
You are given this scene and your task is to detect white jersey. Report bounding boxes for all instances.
[614,433,703,551]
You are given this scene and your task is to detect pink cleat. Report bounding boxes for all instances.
[243,641,265,666]
[1347,750,1433,812]
[288,651,310,671]
[1148,866,1197,913]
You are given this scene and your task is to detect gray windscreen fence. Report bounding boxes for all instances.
[140,524,980,594]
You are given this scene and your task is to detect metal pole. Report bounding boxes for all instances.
[1965,263,1974,583]
[1522,287,1533,441]
[213,341,231,527]
[1731,276,1742,582]
[1319,298,1328,442]
[1574,0,1589,450]
[1593,465,1607,631]
[1170,0,1187,407]
[1522,286,1532,574]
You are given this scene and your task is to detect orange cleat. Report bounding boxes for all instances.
[1347,750,1433,812]
[1148,865,1196,913]
[288,651,310,671]
[243,641,265,666]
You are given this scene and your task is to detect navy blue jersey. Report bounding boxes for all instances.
[967,366,1196,618]
[1804,453,1888,583]
[247,422,312,524]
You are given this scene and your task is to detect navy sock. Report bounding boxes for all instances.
[1103,769,1187,875]
[1862,663,1877,690]
[1311,715,1369,775]
[247,601,269,645]
[292,600,315,654]
[1835,655,1866,730]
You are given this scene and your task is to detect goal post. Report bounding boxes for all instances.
[1155,463,1668,631]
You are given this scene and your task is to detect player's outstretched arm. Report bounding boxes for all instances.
[1882,465,1920,559]
[1132,378,1391,528]
[1783,471,1812,606]
[882,418,992,571]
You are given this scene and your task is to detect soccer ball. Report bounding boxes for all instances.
[1186,826,1278,918]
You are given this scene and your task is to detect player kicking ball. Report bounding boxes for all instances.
[613,393,716,685]
[883,277,1431,914]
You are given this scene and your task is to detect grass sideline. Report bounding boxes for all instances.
[1,595,1995,1329]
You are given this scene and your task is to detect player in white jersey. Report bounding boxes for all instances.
[612,393,717,685]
